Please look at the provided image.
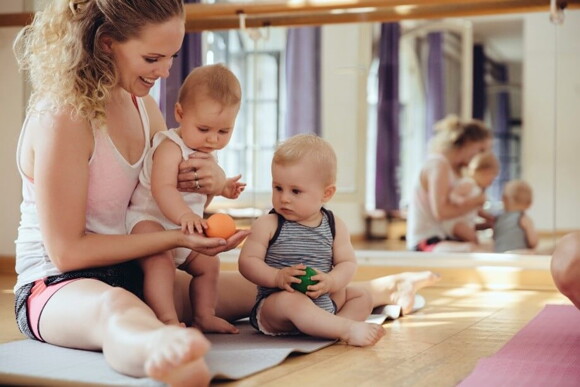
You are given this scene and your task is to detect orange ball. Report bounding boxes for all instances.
[205,213,236,239]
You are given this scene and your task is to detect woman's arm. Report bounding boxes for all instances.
[425,161,485,221]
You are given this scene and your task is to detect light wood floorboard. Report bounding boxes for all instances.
[0,272,571,386]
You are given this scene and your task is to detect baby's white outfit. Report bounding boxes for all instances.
[126,128,206,265]
[441,176,481,236]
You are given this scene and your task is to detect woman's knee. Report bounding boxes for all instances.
[99,287,148,318]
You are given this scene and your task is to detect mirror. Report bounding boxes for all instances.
[2,3,576,262]
[205,12,566,255]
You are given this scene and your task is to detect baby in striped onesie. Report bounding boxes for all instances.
[239,134,385,346]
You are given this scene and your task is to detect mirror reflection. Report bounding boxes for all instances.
[186,13,564,255]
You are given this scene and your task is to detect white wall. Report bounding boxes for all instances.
[522,11,580,232]
[0,1,25,256]
[321,23,372,235]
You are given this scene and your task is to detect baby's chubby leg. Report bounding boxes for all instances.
[182,252,238,334]
[133,220,182,326]
[259,291,384,347]
[332,286,373,322]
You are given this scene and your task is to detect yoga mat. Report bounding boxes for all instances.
[459,304,580,387]
[0,299,417,386]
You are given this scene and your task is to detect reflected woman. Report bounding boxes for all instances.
[406,115,492,252]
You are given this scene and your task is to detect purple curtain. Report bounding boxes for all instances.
[491,64,510,201]
[472,44,486,120]
[159,0,202,129]
[425,32,445,140]
[285,27,321,137]
[375,23,401,212]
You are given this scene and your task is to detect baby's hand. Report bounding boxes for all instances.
[222,175,246,199]
[305,269,334,299]
[179,212,207,234]
[275,264,306,292]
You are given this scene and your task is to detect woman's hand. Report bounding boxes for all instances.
[180,229,250,257]
[177,152,226,195]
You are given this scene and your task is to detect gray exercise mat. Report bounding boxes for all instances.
[0,298,422,386]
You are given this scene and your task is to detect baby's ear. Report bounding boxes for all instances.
[322,184,336,202]
[174,103,184,123]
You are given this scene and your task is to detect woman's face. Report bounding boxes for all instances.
[107,16,185,97]
[459,138,492,167]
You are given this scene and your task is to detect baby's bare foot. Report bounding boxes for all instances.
[195,314,239,334]
[145,326,211,386]
[342,322,385,347]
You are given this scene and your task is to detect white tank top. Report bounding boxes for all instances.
[406,154,458,249]
[125,128,207,234]
[14,97,150,291]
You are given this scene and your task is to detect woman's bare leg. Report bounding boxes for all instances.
[39,279,211,386]
[351,271,441,314]
[215,271,257,322]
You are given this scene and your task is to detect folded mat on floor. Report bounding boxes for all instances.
[0,305,407,386]
[459,304,580,387]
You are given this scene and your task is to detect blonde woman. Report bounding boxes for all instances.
[12,1,246,385]
[406,115,493,252]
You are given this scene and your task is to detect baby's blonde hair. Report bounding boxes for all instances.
[178,64,241,110]
[430,114,492,152]
[504,180,533,208]
[468,151,499,175]
[273,134,337,186]
[13,0,183,124]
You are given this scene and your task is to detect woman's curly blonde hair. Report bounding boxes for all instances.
[13,0,183,125]
[430,114,492,152]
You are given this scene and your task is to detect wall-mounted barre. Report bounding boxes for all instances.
[1,0,578,30]
[185,0,578,31]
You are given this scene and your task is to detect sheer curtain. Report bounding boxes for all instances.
[374,23,401,212]
[284,27,321,137]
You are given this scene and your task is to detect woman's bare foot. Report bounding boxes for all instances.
[342,322,385,346]
[369,271,441,314]
[194,314,239,334]
[145,326,211,386]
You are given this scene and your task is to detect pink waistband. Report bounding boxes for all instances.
[28,278,81,341]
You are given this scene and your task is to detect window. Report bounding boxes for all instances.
[204,28,286,209]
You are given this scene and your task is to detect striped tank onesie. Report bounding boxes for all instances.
[249,208,337,334]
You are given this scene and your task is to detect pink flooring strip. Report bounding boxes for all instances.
[459,304,580,386]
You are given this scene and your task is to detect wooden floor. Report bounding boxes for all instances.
[0,271,571,386]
